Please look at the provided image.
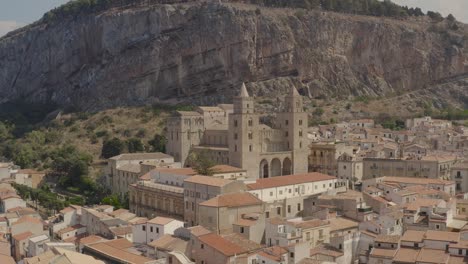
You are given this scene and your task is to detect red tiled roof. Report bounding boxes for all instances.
[198,233,247,256]
[199,192,262,208]
[12,216,42,226]
[12,231,33,241]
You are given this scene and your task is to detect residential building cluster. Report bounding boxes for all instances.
[1,84,467,263]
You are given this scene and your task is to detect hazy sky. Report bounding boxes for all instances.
[0,0,467,37]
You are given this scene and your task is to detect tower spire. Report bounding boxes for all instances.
[289,86,300,96]
[240,83,250,97]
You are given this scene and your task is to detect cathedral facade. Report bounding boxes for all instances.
[166,83,308,178]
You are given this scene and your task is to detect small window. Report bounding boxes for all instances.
[150,226,153,232]
[156,227,159,233]
[240,227,244,233]
[201,244,204,249]
[142,226,146,231]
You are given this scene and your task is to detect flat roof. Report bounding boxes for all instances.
[247,173,335,190]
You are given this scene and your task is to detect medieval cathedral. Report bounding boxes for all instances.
[166,83,308,178]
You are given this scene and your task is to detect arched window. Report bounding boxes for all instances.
[248,119,253,126]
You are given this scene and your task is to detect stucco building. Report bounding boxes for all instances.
[308,142,356,176]
[106,152,175,196]
[183,175,246,227]
[362,155,457,180]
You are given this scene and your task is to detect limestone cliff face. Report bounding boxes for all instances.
[0,2,467,110]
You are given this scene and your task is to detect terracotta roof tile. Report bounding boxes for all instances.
[147,216,176,225]
[85,239,153,264]
[12,216,42,226]
[393,248,420,263]
[416,248,449,263]
[404,198,442,211]
[199,192,262,208]
[79,235,108,245]
[370,248,397,259]
[13,231,33,241]
[310,245,344,258]
[110,226,132,236]
[401,230,425,243]
[256,246,288,261]
[60,207,75,214]
[329,217,359,232]
[188,226,211,237]
[424,230,459,243]
[374,234,400,244]
[198,233,247,256]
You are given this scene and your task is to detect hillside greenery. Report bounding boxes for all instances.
[0,103,193,204]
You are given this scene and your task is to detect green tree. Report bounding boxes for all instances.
[13,144,39,168]
[101,194,122,209]
[187,151,215,176]
[148,134,167,153]
[101,137,125,158]
[0,122,11,140]
[127,138,144,153]
[50,145,93,188]
[427,11,443,21]
[313,107,324,117]
[447,14,456,22]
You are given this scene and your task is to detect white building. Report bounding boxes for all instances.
[27,234,49,257]
[133,216,184,244]
[247,172,339,218]
[0,194,26,213]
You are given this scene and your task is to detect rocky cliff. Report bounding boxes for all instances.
[0,2,467,110]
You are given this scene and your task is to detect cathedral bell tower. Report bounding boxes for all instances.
[279,86,308,174]
[228,83,259,177]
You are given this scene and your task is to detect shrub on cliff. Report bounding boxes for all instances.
[101,137,125,158]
